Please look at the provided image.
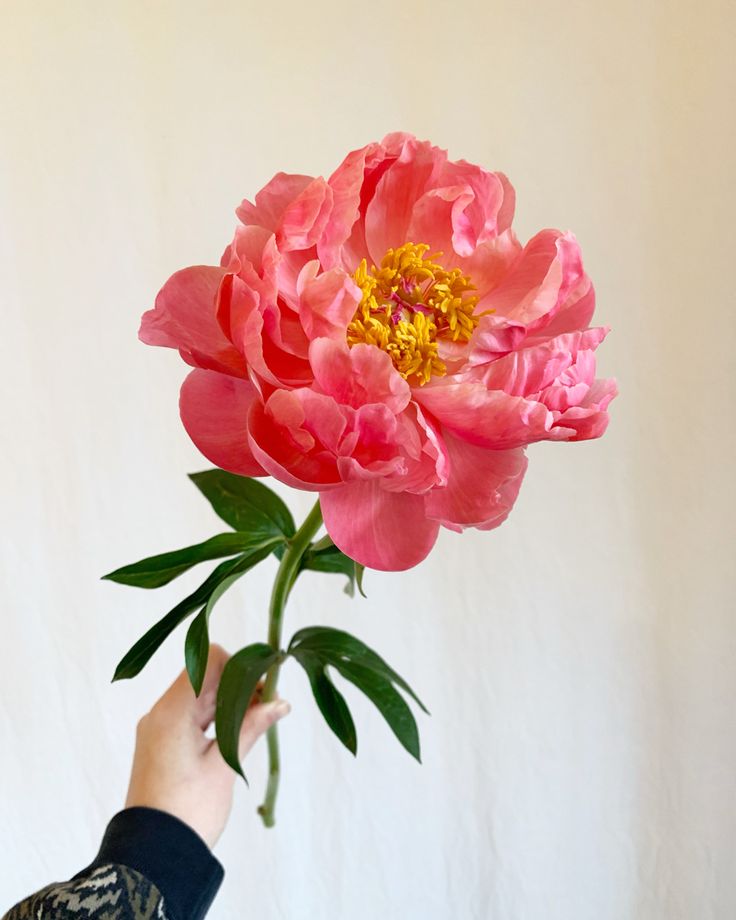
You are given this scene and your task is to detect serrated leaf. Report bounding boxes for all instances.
[215,643,279,780]
[330,658,420,761]
[189,470,295,538]
[113,537,281,681]
[185,571,242,696]
[291,649,357,755]
[288,626,429,714]
[102,533,265,589]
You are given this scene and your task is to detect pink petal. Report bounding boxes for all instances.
[480,230,584,328]
[279,177,333,252]
[247,390,345,490]
[336,404,405,481]
[298,267,361,341]
[454,230,522,302]
[424,432,527,531]
[220,225,279,306]
[416,381,564,450]
[320,481,440,571]
[319,141,389,271]
[494,172,516,234]
[310,338,410,413]
[408,162,511,257]
[364,137,444,264]
[406,184,476,256]
[468,250,594,366]
[536,273,596,339]
[217,272,312,388]
[236,173,314,230]
[472,328,609,398]
[140,266,246,377]
[179,368,265,476]
[551,377,618,440]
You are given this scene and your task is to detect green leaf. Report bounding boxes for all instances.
[215,643,279,780]
[301,544,359,597]
[309,534,335,554]
[102,533,265,589]
[189,470,295,538]
[291,649,357,755]
[354,562,366,598]
[288,626,429,714]
[113,537,282,681]
[329,658,420,761]
[184,571,242,696]
[285,539,366,598]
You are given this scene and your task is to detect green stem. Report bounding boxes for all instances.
[257,499,323,827]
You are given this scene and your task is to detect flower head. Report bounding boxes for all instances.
[141,134,616,570]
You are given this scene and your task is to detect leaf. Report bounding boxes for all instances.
[113,537,282,681]
[354,562,366,598]
[189,469,295,538]
[329,659,420,761]
[184,571,242,696]
[288,626,429,714]
[215,643,279,780]
[301,544,359,597]
[309,534,335,554]
[102,533,265,589]
[291,649,357,755]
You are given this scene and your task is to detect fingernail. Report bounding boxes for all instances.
[272,700,291,719]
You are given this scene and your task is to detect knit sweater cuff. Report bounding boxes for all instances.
[78,807,224,920]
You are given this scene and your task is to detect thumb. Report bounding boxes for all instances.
[238,699,291,762]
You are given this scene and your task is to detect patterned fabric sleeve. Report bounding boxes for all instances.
[2,808,224,920]
[3,863,170,919]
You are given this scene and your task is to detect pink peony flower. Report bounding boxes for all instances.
[141,133,616,571]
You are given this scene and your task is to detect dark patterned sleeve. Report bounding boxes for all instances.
[3,863,169,919]
[2,807,224,920]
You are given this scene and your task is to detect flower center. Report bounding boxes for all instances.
[347,242,480,386]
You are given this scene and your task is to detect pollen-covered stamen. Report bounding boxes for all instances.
[347,242,481,386]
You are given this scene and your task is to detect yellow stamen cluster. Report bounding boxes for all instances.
[347,242,480,386]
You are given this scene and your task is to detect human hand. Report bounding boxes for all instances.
[125,644,290,848]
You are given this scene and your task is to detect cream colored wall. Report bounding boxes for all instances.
[1,2,734,918]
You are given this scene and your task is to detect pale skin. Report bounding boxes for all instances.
[126,643,290,848]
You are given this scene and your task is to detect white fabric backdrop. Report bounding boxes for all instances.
[1,2,734,918]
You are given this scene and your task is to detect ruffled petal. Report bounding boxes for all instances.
[550,377,618,440]
[247,389,345,490]
[310,338,410,413]
[238,174,332,256]
[480,230,584,327]
[140,266,246,377]
[320,481,440,571]
[408,162,511,258]
[278,177,333,252]
[424,433,527,531]
[236,173,314,230]
[319,141,390,271]
[298,266,361,341]
[536,274,596,339]
[471,328,609,398]
[415,381,567,449]
[179,368,265,476]
[364,137,444,264]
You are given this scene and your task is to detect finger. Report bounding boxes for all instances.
[191,644,230,730]
[238,699,291,761]
[152,644,229,730]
